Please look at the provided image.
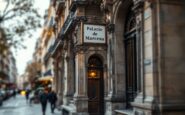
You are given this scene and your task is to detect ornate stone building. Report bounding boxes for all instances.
[32,5,55,89]
[48,0,185,115]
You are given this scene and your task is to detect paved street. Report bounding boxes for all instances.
[0,94,61,115]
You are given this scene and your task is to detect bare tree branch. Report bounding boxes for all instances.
[3,14,16,21]
[1,8,17,20]
[3,0,10,15]
[2,0,33,21]
[0,0,42,51]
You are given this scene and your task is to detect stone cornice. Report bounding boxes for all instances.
[73,44,107,55]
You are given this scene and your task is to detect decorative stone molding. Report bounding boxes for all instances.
[74,45,89,54]
[65,56,70,62]
[107,23,115,33]
[146,0,156,3]
[74,16,87,23]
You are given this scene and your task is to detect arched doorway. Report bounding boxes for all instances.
[124,6,137,108]
[88,55,104,115]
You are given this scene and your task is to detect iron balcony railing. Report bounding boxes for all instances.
[59,12,75,38]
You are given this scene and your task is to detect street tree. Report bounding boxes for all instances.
[25,61,42,87]
[0,0,41,51]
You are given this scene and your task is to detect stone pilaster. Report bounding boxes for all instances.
[52,60,57,92]
[72,53,88,115]
[57,54,64,107]
[154,0,185,114]
[63,52,70,105]
[63,41,75,106]
[105,1,125,114]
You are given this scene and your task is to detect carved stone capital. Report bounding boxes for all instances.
[65,56,70,62]
[107,23,115,33]
[100,0,113,13]
[74,16,87,23]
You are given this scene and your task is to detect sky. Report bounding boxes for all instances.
[16,0,50,75]
[15,0,50,75]
[0,0,50,75]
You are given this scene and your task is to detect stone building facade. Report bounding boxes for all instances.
[0,49,17,90]
[49,0,185,115]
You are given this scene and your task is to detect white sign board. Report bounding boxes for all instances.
[83,24,106,43]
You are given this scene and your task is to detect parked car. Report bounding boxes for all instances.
[0,89,6,100]
[0,91,4,106]
[0,97,2,106]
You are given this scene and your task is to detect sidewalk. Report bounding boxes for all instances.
[0,94,61,115]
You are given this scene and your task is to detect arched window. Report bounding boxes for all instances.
[88,56,103,68]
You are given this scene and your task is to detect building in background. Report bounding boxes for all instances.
[16,74,24,90]
[40,5,55,90]
[30,3,55,91]
[0,50,10,89]
[0,27,18,99]
[0,49,18,90]
[17,73,30,90]
[7,52,18,89]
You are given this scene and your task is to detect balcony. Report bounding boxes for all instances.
[43,44,55,64]
[59,12,75,37]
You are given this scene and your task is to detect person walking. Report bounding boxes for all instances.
[48,90,57,113]
[39,89,48,115]
[25,89,30,103]
[13,90,16,98]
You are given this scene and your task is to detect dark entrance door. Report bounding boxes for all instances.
[124,9,137,108]
[88,56,104,115]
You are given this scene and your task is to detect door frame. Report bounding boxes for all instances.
[87,56,104,115]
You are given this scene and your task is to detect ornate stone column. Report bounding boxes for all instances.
[63,51,69,105]
[73,49,88,115]
[57,53,64,107]
[52,60,57,92]
[103,0,126,115]
[63,40,75,105]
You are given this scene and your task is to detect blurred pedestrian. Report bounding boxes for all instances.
[48,90,57,113]
[13,90,16,98]
[39,89,48,115]
[25,90,30,103]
